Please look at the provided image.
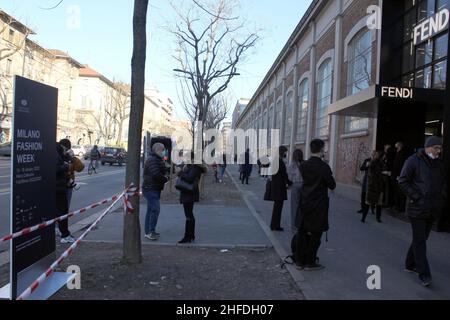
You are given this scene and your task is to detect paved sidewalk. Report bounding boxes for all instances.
[227,165,450,300]
[82,202,271,248]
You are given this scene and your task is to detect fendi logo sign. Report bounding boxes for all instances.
[381,87,414,99]
[413,8,450,45]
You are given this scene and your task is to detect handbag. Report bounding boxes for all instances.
[264,178,273,201]
[175,177,195,193]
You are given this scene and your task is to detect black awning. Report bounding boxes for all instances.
[328,85,445,118]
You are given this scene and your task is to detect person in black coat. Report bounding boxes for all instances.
[269,146,292,231]
[295,139,336,271]
[56,143,75,243]
[142,143,169,240]
[382,144,395,207]
[241,149,252,185]
[358,157,371,213]
[361,150,384,223]
[398,136,446,287]
[177,154,207,244]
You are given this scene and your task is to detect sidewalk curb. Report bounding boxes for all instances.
[82,239,272,250]
[227,168,314,300]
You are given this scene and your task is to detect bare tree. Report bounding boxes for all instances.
[0,13,32,62]
[170,0,258,150]
[123,0,149,264]
[204,95,229,130]
[0,12,33,139]
[111,82,131,146]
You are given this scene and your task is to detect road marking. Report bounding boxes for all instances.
[0,169,124,197]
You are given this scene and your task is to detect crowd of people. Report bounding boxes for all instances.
[54,133,446,288]
[256,136,445,287]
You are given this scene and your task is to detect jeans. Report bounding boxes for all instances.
[219,166,226,180]
[67,188,73,210]
[143,190,161,235]
[405,217,434,278]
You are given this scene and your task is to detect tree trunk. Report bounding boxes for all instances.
[123,0,148,264]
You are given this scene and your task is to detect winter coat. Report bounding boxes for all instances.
[242,152,252,175]
[287,161,303,185]
[179,164,206,203]
[392,149,409,179]
[360,158,371,192]
[398,150,447,219]
[143,152,168,192]
[270,158,292,201]
[365,159,384,206]
[56,145,69,195]
[298,156,336,232]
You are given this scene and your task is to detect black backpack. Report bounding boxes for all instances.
[281,233,298,267]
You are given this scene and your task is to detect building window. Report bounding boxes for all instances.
[347,29,372,95]
[283,91,293,145]
[8,29,14,43]
[6,59,12,75]
[345,117,369,133]
[275,100,282,130]
[82,96,88,108]
[316,59,332,138]
[268,105,274,147]
[400,0,448,90]
[296,79,309,143]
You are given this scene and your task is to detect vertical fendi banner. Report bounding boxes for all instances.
[10,76,57,299]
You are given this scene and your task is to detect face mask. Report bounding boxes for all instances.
[427,152,438,160]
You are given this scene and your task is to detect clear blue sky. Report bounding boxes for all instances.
[1,0,313,120]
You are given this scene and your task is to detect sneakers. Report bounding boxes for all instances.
[419,275,432,287]
[295,263,304,270]
[404,267,419,275]
[304,263,325,271]
[145,232,160,241]
[60,235,76,244]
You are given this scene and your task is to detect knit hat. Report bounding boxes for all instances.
[425,136,443,148]
[59,138,72,150]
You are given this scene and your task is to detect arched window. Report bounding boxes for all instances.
[316,59,332,138]
[346,29,371,132]
[267,104,274,147]
[283,91,294,145]
[347,29,372,95]
[296,79,309,143]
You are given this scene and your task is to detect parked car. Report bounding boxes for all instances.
[101,147,127,166]
[0,142,11,157]
[71,145,86,157]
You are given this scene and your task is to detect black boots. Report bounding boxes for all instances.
[178,219,195,244]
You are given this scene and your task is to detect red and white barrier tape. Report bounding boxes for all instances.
[16,189,127,300]
[0,185,138,244]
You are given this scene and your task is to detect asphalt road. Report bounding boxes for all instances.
[0,156,126,247]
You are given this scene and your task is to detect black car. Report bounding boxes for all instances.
[100,147,127,166]
[0,142,11,157]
